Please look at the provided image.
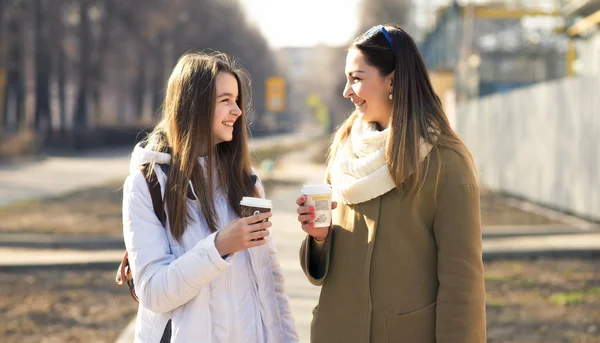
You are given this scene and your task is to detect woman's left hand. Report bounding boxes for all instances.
[295,195,337,241]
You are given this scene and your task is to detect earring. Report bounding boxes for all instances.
[389,93,393,100]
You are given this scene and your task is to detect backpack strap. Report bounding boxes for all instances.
[121,165,174,336]
[139,164,167,226]
[116,163,167,301]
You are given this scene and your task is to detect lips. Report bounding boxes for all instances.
[222,121,234,127]
[352,100,366,107]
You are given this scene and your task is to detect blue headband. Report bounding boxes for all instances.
[363,25,395,56]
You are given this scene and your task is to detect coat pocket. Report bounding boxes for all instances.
[385,301,436,343]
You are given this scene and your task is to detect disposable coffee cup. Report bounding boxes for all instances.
[240,197,272,224]
[301,184,332,228]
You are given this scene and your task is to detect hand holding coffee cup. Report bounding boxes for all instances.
[214,197,273,257]
[214,211,272,257]
[240,197,272,241]
[240,197,273,222]
[296,184,337,241]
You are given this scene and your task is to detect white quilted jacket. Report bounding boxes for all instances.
[122,144,298,342]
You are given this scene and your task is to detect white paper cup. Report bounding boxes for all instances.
[240,197,272,240]
[301,184,332,228]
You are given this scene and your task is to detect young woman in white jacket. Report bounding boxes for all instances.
[122,52,298,343]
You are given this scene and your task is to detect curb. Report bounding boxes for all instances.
[0,261,120,271]
[0,234,125,250]
[482,249,600,261]
[481,224,598,239]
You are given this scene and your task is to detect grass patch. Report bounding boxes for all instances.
[550,292,586,306]
[549,287,600,306]
[485,258,600,342]
[0,181,125,237]
[485,295,507,310]
[484,273,511,283]
[0,269,137,343]
[0,130,39,161]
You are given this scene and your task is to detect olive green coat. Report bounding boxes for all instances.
[300,147,486,343]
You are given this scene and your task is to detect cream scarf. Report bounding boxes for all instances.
[330,118,433,205]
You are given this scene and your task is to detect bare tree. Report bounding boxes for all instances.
[0,0,6,134]
[1,0,280,149]
[3,0,26,132]
[34,0,51,138]
[72,0,90,143]
[90,0,114,126]
[51,2,67,136]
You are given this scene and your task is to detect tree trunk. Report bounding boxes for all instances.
[3,0,25,133]
[72,0,90,148]
[133,57,145,121]
[34,0,52,139]
[91,0,113,127]
[116,51,126,125]
[57,15,66,137]
[151,38,165,117]
[0,0,6,135]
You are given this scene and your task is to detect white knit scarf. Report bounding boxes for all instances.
[330,118,432,205]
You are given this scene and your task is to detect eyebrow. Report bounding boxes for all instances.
[216,92,237,98]
[347,70,366,76]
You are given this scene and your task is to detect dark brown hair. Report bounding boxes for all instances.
[328,24,476,199]
[145,52,258,241]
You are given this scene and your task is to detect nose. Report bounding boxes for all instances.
[342,81,353,98]
[231,102,242,116]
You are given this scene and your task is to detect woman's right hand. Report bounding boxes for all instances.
[296,195,337,241]
[214,212,272,257]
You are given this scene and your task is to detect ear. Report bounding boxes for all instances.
[386,71,394,92]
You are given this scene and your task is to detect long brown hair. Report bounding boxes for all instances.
[144,52,258,241]
[328,24,476,199]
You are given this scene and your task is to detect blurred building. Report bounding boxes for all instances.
[563,0,600,75]
[275,45,349,133]
[418,0,569,102]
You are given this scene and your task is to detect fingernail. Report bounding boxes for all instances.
[310,223,314,227]
[309,206,315,211]
[310,213,316,218]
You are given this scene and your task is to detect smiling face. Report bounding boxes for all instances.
[212,72,242,145]
[342,48,394,129]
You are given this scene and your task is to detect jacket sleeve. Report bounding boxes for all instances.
[122,170,231,314]
[433,184,487,342]
[299,231,332,286]
[255,175,299,342]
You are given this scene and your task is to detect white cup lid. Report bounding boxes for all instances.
[301,184,332,194]
[240,197,273,208]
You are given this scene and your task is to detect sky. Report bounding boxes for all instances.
[238,0,362,49]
